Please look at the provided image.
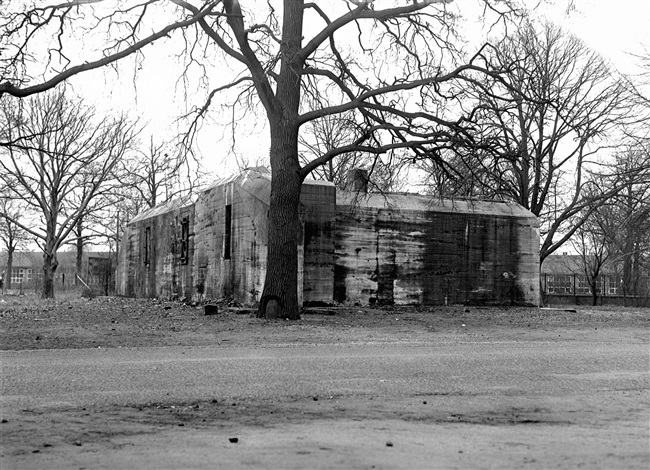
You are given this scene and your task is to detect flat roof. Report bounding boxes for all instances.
[337,191,536,218]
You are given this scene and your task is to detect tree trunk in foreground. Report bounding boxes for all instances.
[5,247,14,291]
[42,251,58,299]
[75,221,83,287]
[258,122,302,320]
[255,0,304,320]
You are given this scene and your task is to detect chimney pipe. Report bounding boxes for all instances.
[348,168,369,193]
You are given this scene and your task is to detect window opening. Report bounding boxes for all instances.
[180,217,190,264]
[144,226,151,265]
[224,204,232,259]
[11,268,29,284]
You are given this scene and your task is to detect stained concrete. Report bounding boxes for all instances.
[117,169,540,306]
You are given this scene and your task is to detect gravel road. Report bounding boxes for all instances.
[1,296,649,469]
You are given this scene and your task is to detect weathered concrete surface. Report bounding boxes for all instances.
[302,181,337,305]
[117,196,196,300]
[117,169,540,306]
[118,169,337,305]
[335,192,539,306]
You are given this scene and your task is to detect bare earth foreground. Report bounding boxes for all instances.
[1,295,649,469]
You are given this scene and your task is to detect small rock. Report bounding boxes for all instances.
[35,336,41,341]
[164,306,172,310]
[1,419,8,423]
[423,401,427,405]
[313,396,319,401]
[229,437,239,443]
[43,443,52,448]
[386,441,393,447]
[74,441,82,446]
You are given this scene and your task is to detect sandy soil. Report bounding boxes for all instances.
[1,294,649,469]
[1,294,647,351]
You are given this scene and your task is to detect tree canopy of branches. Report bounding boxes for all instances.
[117,137,194,211]
[422,21,644,263]
[299,111,407,192]
[1,0,524,317]
[0,89,137,298]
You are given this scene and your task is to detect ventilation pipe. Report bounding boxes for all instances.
[347,168,369,193]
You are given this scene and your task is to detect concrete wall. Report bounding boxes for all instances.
[191,174,268,304]
[118,169,337,306]
[302,181,337,305]
[333,193,540,306]
[117,171,540,307]
[117,197,195,300]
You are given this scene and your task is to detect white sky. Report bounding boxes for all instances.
[67,0,649,179]
[540,0,649,75]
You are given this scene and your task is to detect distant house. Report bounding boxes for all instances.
[541,254,650,306]
[0,250,115,294]
[117,167,541,307]
[0,252,40,290]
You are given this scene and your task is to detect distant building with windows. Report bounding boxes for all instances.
[0,251,115,294]
[541,254,649,306]
[0,252,40,291]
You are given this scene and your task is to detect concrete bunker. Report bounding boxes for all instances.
[117,167,540,306]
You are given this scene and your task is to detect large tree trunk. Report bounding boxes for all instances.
[256,0,304,320]
[622,240,634,304]
[42,251,58,298]
[42,230,58,298]
[258,123,302,320]
[4,247,14,291]
[75,221,83,286]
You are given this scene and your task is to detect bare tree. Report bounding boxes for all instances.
[427,21,644,262]
[0,0,523,318]
[117,137,191,210]
[601,140,650,301]
[572,201,612,306]
[299,110,407,192]
[418,148,504,200]
[0,89,137,298]
[0,196,30,292]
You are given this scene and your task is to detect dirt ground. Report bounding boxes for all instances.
[1,294,649,469]
[1,294,648,351]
